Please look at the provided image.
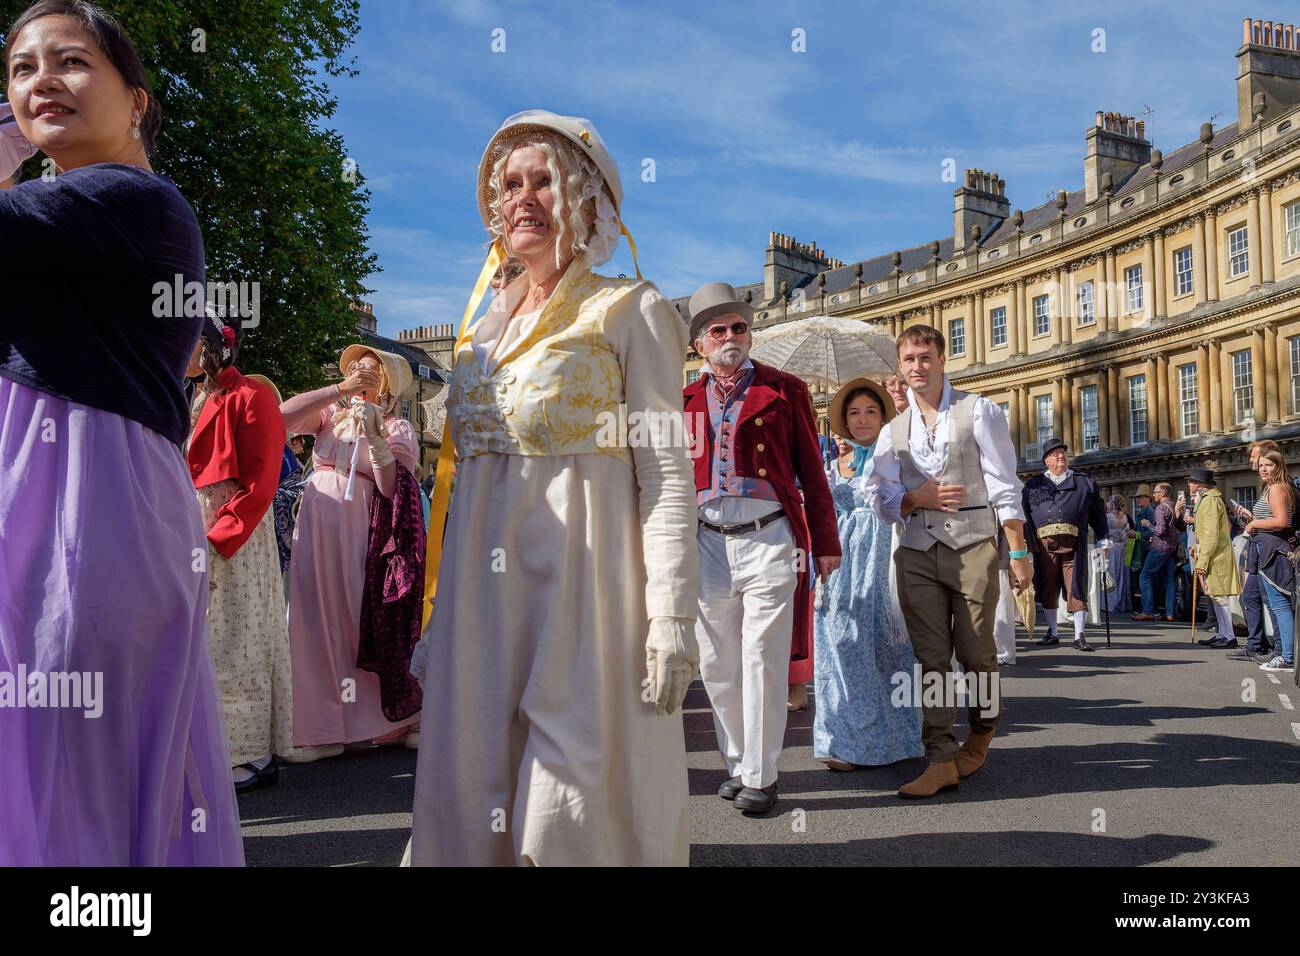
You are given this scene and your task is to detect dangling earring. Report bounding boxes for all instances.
[131,113,141,141]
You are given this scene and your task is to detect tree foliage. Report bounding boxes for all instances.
[0,0,377,393]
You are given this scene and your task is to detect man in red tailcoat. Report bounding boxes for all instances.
[683,283,840,815]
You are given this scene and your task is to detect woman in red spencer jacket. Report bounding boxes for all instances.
[186,315,293,793]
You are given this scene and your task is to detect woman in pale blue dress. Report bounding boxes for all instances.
[813,379,925,770]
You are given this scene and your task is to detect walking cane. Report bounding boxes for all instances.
[1103,555,1111,649]
[1189,550,1198,643]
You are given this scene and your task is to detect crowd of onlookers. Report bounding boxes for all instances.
[1103,439,1296,674]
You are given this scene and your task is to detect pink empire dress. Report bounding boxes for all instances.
[286,405,421,746]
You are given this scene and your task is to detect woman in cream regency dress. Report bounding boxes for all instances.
[408,258,700,866]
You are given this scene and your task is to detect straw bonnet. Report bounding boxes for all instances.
[1134,483,1153,498]
[687,282,755,344]
[339,344,412,400]
[477,110,624,227]
[828,377,895,439]
[243,373,282,405]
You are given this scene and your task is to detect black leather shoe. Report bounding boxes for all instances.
[234,758,279,794]
[1073,637,1095,652]
[1037,632,1060,646]
[718,775,744,801]
[1196,636,1220,646]
[734,783,778,813]
[1208,637,1239,648]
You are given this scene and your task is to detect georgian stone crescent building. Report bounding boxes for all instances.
[675,17,1300,510]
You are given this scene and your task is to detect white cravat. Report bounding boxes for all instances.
[1045,468,1073,486]
[865,375,1025,525]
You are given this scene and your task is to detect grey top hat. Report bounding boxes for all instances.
[1040,436,1067,459]
[687,282,754,344]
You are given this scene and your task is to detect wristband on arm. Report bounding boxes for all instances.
[1009,548,1029,560]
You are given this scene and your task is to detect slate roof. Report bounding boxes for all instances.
[673,119,1250,315]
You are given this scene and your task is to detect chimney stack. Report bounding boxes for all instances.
[763,231,844,303]
[1084,111,1152,204]
[952,168,1010,253]
[1238,18,1300,129]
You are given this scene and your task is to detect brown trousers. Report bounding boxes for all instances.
[1037,533,1085,613]
[895,538,1001,762]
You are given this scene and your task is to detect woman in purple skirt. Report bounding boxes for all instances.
[0,0,243,866]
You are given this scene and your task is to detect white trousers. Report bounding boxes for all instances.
[695,515,798,789]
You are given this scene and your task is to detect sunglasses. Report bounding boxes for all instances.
[706,322,749,340]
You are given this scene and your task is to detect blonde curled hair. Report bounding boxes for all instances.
[484,132,604,271]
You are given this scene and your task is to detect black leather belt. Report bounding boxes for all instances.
[699,509,786,536]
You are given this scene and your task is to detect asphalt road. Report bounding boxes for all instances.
[238,619,1299,866]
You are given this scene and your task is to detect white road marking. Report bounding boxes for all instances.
[1267,673,1282,685]
[1280,695,1295,711]
[1292,723,1300,741]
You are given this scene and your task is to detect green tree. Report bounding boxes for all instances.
[0,0,376,394]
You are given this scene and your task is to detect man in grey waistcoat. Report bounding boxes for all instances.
[866,324,1033,798]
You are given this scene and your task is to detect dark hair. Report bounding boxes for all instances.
[896,323,945,357]
[843,386,884,417]
[4,0,161,155]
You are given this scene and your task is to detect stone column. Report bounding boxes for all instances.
[1192,215,1207,305]
[1066,376,1079,451]
[1053,377,1065,439]
[1251,329,1266,426]
[1205,208,1219,302]
[1098,366,1111,447]
[1020,280,1031,347]
[1048,272,1062,347]
[1007,283,1020,355]
[1107,365,1121,445]
[1020,385,1031,452]
[1165,353,1179,439]
[1248,190,1263,289]
[1104,250,1118,330]
[1149,356,1159,442]
[1095,257,1108,333]
[1061,268,1074,346]
[1261,182,1276,285]
[1008,384,1022,460]
[972,291,984,364]
[1154,231,1167,319]
[1197,344,1210,436]
[1209,338,1224,432]
[1142,235,1156,324]
[1266,322,1281,424]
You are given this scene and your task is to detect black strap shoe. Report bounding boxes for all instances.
[718,775,744,801]
[1073,637,1095,652]
[734,783,778,814]
[234,757,279,794]
[1037,632,1060,646]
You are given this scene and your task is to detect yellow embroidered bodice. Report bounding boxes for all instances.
[446,262,643,464]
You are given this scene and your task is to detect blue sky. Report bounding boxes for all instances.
[330,0,1278,337]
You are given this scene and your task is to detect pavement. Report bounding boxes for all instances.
[238,619,1299,866]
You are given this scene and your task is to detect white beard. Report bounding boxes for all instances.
[710,342,747,368]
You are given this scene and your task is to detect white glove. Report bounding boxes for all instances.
[361,401,395,469]
[0,103,36,183]
[643,616,699,715]
[1100,538,1111,552]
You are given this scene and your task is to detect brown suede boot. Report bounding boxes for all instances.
[897,760,959,799]
[954,730,995,778]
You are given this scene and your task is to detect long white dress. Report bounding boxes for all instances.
[407,264,699,866]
